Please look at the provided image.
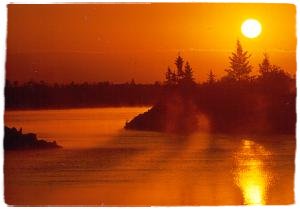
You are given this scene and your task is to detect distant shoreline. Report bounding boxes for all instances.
[5,105,152,112]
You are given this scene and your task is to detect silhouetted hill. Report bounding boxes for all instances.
[4,126,62,150]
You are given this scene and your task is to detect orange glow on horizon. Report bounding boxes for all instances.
[6,3,296,83]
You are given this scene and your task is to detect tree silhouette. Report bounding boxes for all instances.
[170,69,177,84]
[226,40,252,81]
[165,56,195,86]
[258,53,291,84]
[259,53,272,75]
[165,67,172,85]
[183,62,194,83]
[130,78,136,85]
[175,55,184,80]
[165,67,176,85]
[207,69,216,84]
[258,53,287,78]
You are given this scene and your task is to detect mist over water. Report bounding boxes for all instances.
[4,107,295,205]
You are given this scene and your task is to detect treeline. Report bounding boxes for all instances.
[5,81,163,109]
[5,39,296,134]
[125,41,296,134]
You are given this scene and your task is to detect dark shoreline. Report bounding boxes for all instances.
[5,105,151,112]
[4,126,62,150]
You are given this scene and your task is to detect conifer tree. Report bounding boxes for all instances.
[165,67,177,85]
[165,67,173,85]
[183,62,194,83]
[258,53,287,80]
[175,55,184,80]
[207,69,216,84]
[259,53,272,75]
[226,40,252,81]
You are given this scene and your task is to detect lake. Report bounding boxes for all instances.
[4,107,295,206]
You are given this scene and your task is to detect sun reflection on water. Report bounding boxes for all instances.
[234,139,273,205]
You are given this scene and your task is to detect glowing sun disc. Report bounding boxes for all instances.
[241,19,262,38]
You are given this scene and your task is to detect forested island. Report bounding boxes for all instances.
[125,41,296,134]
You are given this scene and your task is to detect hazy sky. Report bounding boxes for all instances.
[6,3,296,83]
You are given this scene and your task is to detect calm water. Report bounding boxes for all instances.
[4,107,295,206]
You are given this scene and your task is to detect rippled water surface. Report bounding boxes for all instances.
[4,107,295,205]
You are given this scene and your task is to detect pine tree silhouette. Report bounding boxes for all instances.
[165,67,173,84]
[207,69,216,84]
[259,53,272,75]
[183,62,194,83]
[165,67,176,85]
[175,55,184,80]
[226,40,252,81]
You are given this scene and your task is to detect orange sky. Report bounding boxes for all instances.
[6,3,296,83]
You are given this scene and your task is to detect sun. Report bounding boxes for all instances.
[241,19,262,38]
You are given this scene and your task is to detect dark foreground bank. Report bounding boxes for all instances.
[4,126,62,150]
